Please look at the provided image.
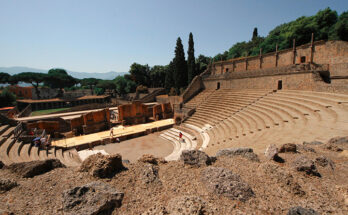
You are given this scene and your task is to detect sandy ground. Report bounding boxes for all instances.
[94,133,173,162]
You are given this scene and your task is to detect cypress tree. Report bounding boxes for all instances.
[187,32,196,84]
[173,37,187,90]
[252,27,258,40]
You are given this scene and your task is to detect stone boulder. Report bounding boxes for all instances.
[141,164,160,184]
[0,160,4,169]
[325,136,348,151]
[8,159,64,178]
[287,206,319,215]
[62,181,124,215]
[0,209,14,215]
[0,179,18,193]
[265,145,283,162]
[201,167,254,201]
[303,141,323,146]
[315,156,335,169]
[80,153,125,178]
[142,203,167,215]
[260,163,305,196]
[279,143,297,153]
[296,144,316,153]
[138,154,166,165]
[180,150,212,167]
[167,195,214,215]
[216,147,259,162]
[292,156,320,177]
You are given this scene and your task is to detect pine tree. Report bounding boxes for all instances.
[173,37,187,90]
[187,32,196,84]
[252,27,258,41]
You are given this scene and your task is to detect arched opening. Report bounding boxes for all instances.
[216,82,220,90]
[300,56,306,63]
[277,80,282,90]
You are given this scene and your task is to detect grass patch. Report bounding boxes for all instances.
[31,108,70,116]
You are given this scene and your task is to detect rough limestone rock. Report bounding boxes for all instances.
[279,143,297,153]
[0,160,4,169]
[287,206,319,215]
[325,136,348,151]
[180,150,212,166]
[141,203,167,215]
[315,156,335,169]
[62,181,124,215]
[303,141,323,146]
[0,179,18,193]
[141,164,160,184]
[265,144,283,162]
[201,167,254,201]
[0,209,14,215]
[216,147,259,162]
[296,144,316,153]
[80,153,125,178]
[8,159,64,178]
[292,156,320,177]
[260,163,305,196]
[138,154,166,165]
[167,195,214,215]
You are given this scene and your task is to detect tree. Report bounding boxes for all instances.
[0,72,10,84]
[252,27,258,41]
[0,88,16,107]
[44,69,77,96]
[12,72,46,99]
[196,55,211,75]
[128,63,150,86]
[96,80,116,96]
[149,65,166,88]
[173,37,187,90]
[80,78,100,95]
[187,32,196,84]
[329,11,348,41]
[165,61,175,91]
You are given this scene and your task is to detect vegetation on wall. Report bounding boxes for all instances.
[213,8,348,61]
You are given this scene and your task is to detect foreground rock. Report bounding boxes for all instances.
[287,206,319,215]
[167,195,214,215]
[0,160,4,169]
[0,179,18,193]
[201,167,254,201]
[180,150,212,166]
[260,163,305,196]
[62,181,124,215]
[292,156,320,177]
[80,153,125,178]
[279,143,297,153]
[303,141,323,146]
[216,147,259,162]
[315,156,335,169]
[296,144,316,153]
[141,164,160,184]
[138,154,166,165]
[325,136,348,151]
[265,144,283,162]
[8,159,64,178]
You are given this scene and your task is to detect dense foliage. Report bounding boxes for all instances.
[214,8,348,61]
[0,88,16,107]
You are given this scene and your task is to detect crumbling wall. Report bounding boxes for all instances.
[118,101,147,125]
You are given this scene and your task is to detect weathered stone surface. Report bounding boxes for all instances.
[180,150,212,166]
[292,156,320,177]
[260,163,305,196]
[325,136,348,151]
[0,179,18,193]
[142,203,167,215]
[0,209,14,215]
[279,143,297,153]
[167,195,214,215]
[201,167,254,201]
[141,164,160,184]
[217,147,259,162]
[296,144,316,153]
[80,153,125,178]
[264,144,284,162]
[287,206,319,215]
[315,156,335,169]
[62,181,124,215]
[138,154,166,165]
[8,159,64,178]
[0,160,4,169]
[303,141,323,146]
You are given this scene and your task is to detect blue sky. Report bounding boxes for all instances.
[0,0,347,74]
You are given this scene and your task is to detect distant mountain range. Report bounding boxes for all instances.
[0,66,127,80]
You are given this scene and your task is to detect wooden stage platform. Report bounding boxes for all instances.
[51,119,174,149]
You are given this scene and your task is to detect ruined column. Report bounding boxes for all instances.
[275,44,279,67]
[292,39,296,64]
[259,48,263,69]
[245,58,248,71]
[310,33,314,63]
